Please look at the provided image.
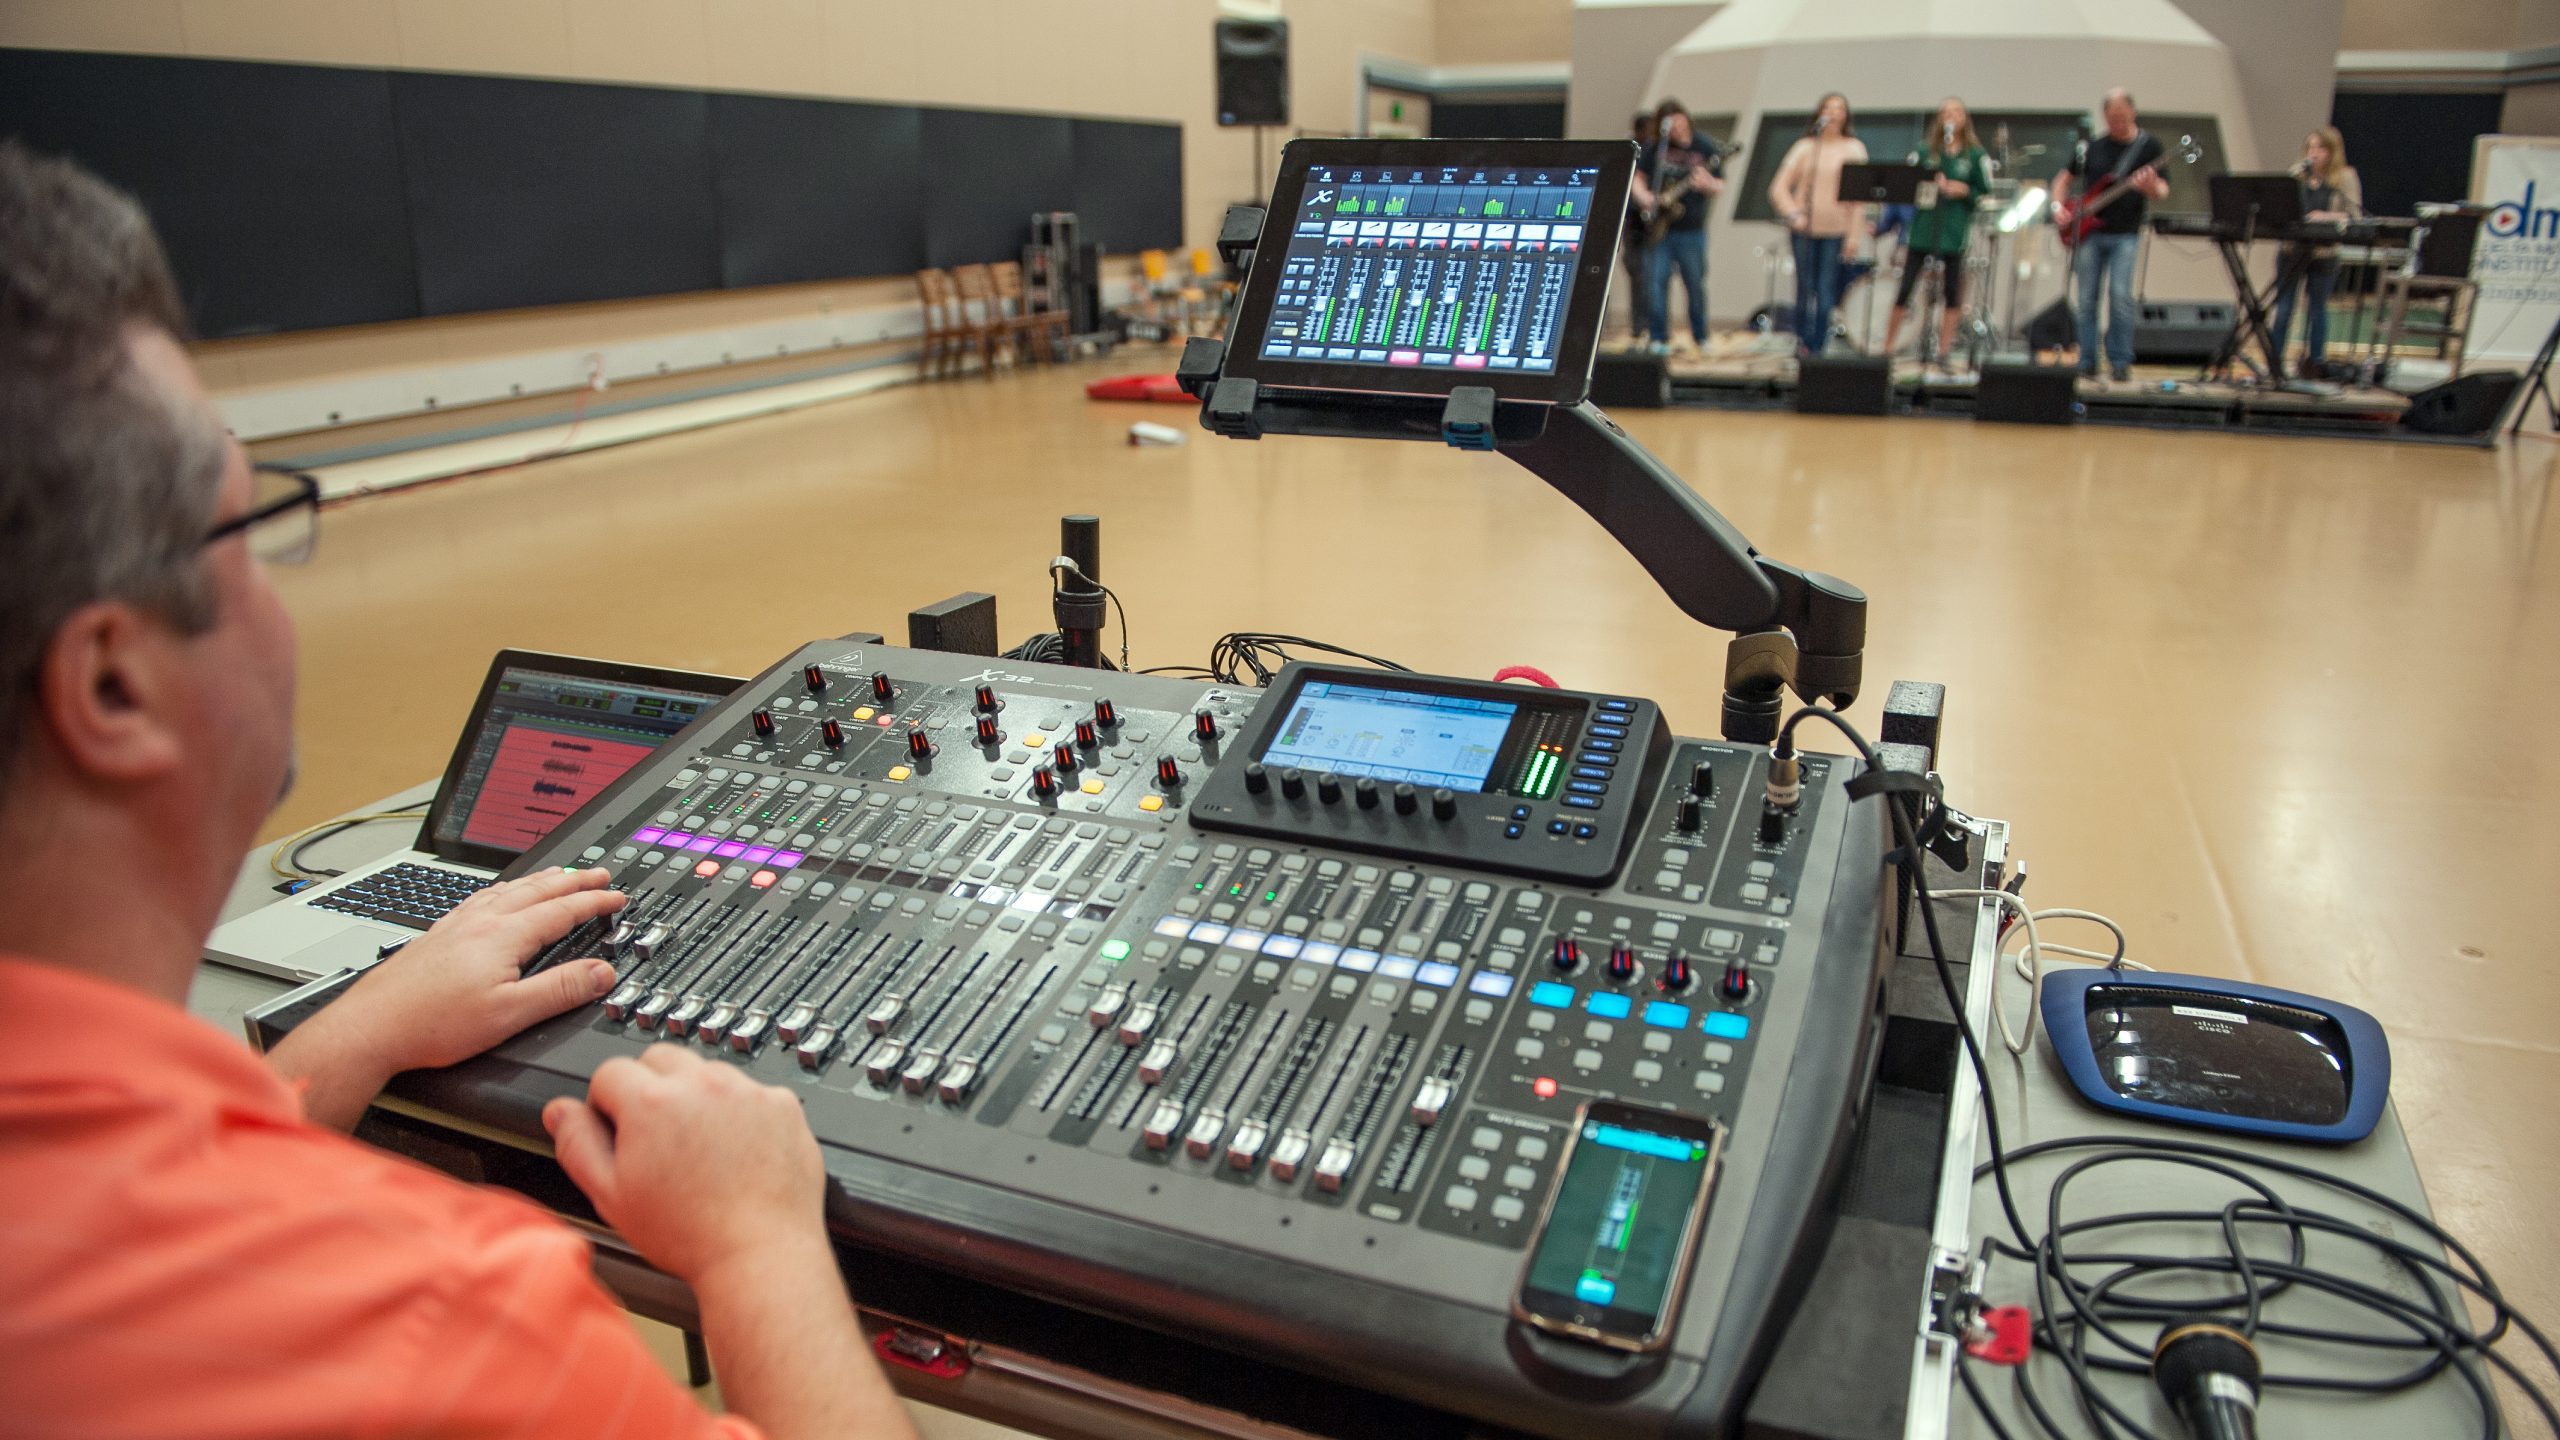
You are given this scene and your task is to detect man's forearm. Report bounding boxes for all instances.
[692,1230,918,1440]
[264,1005,394,1132]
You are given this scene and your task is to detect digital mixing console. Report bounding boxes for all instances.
[264,640,1894,1438]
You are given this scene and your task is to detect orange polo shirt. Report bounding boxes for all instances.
[0,956,760,1439]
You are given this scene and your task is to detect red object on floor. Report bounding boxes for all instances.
[1965,1306,2034,1367]
[1492,666,1561,688]
[1085,374,1193,403]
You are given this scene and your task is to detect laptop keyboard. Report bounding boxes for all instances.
[311,862,493,931]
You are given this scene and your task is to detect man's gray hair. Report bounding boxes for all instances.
[0,141,229,790]
[2103,88,2136,110]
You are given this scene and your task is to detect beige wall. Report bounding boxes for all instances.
[2341,0,2519,51]
[1434,0,1573,66]
[0,0,1435,401]
[2506,79,2560,132]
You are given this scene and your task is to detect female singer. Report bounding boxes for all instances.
[1883,97,1991,367]
[1768,92,1868,357]
[2270,126,2363,373]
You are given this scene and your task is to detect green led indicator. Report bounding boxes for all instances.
[1264,890,1279,902]
[1101,939,1131,962]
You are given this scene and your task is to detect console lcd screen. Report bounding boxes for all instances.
[1219,140,1635,405]
[1257,677,1587,799]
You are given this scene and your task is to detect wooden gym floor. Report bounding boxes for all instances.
[253,349,2560,1417]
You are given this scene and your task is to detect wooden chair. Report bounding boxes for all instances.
[948,264,1006,376]
[914,269,961,379]
[992,259,1071,364]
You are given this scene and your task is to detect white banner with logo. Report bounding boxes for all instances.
[2469,135,2560,364]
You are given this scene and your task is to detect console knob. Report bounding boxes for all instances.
[1074,719,1099,749]
[1031,769,1060,800]
[1194,709,1218,742]
[973,684,998,713]
[1095,698,1119,728]
[1156,756,1183,788]
[1354,777,1380,810]
[1279,767,1306,801]
[751,709,775,738]
[871,671,895,704]
[1430,788,1457,821]
[1758,801,1788,846]
[1551,937,1582,973]
[803,664,828,694]
[1392,783,1419,816]
[1660,955,1696,993]
[1051,743,1079,774]
[1690,761,1717,798]
[975,715,1000,747]
[820,718,846,750]
[1606,944,1639,983]
[1244,763,1270,796]
[1676,796,1702,832]
[906,729,933,762]
[1316,773,1343,805]
[1719,962,1752,1003]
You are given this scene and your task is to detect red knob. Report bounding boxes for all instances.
[975,715,1000,747]
[1156,756,1182,788]
[1074,719,1099,749]
[1095,698,1119,728]
[1719,963,1752,1003]
[1194,710,1217,741]
[1659,955,1695,993]
[871,671,895,704]
[1551,937,1581,973]
[1031,768,1059,800]
[802,664,828,693]
[907,729,933,761]
[974,684,998,713]
[751,709,775,738]
[820,719,845,749]
[1051,742,1079,774]
[1606,944,1638,983]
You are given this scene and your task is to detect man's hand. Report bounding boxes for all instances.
[543,1044,825,1283]
[269,867,626,1130]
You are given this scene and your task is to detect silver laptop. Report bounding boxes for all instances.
[207,650,739,982]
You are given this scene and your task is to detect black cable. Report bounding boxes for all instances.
[1961,1351,2027,1440]
[1779,705,2556,1439]
[1204,632,1411,687]
[282,806,429,879]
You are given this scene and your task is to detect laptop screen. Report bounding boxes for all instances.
[425,657,735,867]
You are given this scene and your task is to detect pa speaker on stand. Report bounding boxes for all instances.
[1215,18,1289,126]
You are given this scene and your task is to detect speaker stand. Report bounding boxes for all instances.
[2507,300,2560,438]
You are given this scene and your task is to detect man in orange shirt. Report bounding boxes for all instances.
[0,143,918,1440]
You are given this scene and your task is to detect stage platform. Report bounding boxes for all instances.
[1617,337,2496,447]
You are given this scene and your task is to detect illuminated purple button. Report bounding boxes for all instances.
[742,846,778,863]
[770,851,807,868]
[684,835,720,852]
[714,841,749,858]
[631,828,667,845]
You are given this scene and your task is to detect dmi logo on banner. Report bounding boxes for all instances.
[2469,135,2560,363]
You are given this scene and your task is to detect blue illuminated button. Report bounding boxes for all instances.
[1530,981,1576,1008]
[1601,699,1635,712]
[1573,823,1596,839]
[1504,823,1523,839]
[1416,961,1461,988]
[1573,766,1612,781]
[1584,737,1621,753]
[1511,804,1531,821]
[1589,724,1628,740]
[1576,751,1615,768]
[1644,1001,1691,1029]
[1704,1012,1751,1040]
[1576,1273,1618,1305]
[1586,992,1632,1020]
[1548,819,1569,835]
[1564,796,1602,810]
[1568,781,1606,796]
[1469,971,1515,998]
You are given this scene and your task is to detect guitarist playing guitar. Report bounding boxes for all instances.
[1630,100,1728,355]
[2052,88,2169,381]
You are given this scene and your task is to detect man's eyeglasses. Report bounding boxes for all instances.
[202,463,320,565]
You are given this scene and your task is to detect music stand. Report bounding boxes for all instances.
[1829,165,1927,348]
[2201,173,2310,385]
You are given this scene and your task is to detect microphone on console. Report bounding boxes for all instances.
[2153,1324,2261,1440]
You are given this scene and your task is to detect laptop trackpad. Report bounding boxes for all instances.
[280,923,410,978]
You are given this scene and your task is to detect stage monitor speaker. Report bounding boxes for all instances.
[1975,363,2079,425]
[1795,355,1892,416]
[2133,301,2235,364]
[1215,18,1289,127]
[2025,299,2076,353]
[2402,370,2521,437]
[2416,210,2487,278]
[1591,350,1668,408]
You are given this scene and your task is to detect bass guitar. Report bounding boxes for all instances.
[2054,138,2200,249]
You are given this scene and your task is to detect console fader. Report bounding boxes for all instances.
[293,640,1893,1438]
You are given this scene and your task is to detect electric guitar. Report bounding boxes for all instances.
[2055,140,2199,249]
[1641,143,1739,244]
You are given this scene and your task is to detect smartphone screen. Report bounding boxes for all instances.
[1513,1102,1725,1350]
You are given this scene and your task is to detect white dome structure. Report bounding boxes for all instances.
[1642,0,2260,326]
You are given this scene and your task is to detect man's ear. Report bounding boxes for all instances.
[34,602,190,785]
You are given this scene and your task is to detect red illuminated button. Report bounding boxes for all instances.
[749,869,777,889]
[1532,1076,1559,1099]
[693,859,722,879]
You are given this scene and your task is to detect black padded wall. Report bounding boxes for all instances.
[1073,118,1186,255]
[0,47,1184,337]
[393,72,722,315]
[0,49,419,337]
[711,95,925,287]
[923,109,1077,268]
